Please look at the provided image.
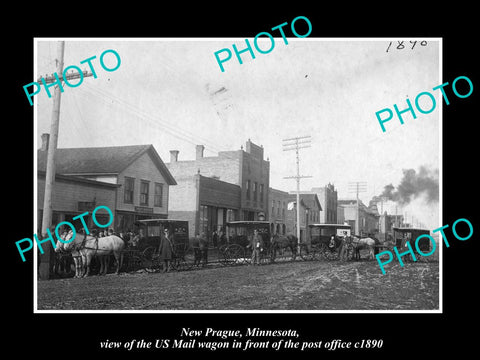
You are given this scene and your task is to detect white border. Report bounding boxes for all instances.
[33,37,443,314]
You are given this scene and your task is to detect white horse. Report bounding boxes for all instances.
[55,231,84,278]
[352,236,376,260]
[56,230,125,277]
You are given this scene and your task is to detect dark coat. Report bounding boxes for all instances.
[158,234,173,261]
[250,233,264,250]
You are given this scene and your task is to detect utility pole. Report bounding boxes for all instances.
[378,195,387,240]
[282,135,312,251]
[39,41,93,279]
[348,181,367,236]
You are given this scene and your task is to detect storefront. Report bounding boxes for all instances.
[116,207,168,233]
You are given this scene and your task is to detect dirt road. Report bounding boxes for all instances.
[37,260,439,311]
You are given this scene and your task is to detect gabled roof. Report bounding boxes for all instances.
[37,144,176,185]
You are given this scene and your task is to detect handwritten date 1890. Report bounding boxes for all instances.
[386,40,427,52]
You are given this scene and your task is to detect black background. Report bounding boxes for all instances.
[7,4,478,357]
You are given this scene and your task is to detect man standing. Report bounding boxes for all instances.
[249,229,264,266]
[159,227,174,272]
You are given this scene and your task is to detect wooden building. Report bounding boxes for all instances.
[37,134,176,233]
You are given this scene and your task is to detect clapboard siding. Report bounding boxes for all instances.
[117,151,169,215]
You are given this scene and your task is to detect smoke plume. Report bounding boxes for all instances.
[381,166,439,205]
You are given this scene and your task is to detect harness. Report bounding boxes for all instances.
[75,233,100,256]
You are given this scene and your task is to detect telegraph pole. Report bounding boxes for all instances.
[282,136,312,250]
[348,181,367,236]
[39,41,93,279]
[41,41,64,246]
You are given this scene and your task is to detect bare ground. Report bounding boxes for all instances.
[37,260,439,311]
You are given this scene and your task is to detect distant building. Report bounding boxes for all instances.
[368,197,405,241]
[338,198,379,237]
[311,183,338,224]
[269,188,289,235]
[378,213,405,241]
[337,205,345,224]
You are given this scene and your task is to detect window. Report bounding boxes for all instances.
[260,184,264,203]
[246,180,251,200]
[253,182,258,201]
[227,209,236,222]
[154,183,163,207]
[272,200,275,216]
[124,177,134,204]
[140,180,149,206]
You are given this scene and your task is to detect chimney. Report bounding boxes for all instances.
[41,133,49,151]
[196,145,205,160]
[170,150,179,162]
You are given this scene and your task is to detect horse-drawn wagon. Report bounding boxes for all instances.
[223,221,301,264]
[307,223,353,260]
[124,219,195,272]
[388,226,432,262]
[223,221,272,264]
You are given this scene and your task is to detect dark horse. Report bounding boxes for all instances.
[269,234,298,262]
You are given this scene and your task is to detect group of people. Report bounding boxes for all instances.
[158,228,267,271]
[90,228,116,238]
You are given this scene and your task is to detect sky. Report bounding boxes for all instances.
[34,38,441,227]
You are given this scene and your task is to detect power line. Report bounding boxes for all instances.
[75,83,249,165]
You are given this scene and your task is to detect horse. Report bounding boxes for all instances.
[351,236,376,260]
[56,230,125,277]
[53,247,74,277]
[269,234,298,262]
[55,231,84,278]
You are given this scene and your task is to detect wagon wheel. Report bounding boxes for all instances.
[142,246,160,272]
[320,243,339,261]
[216,244,228,266]
[310,245,321,261]
[280,244,297,262]
[175,246,197,271]
[299,244,317,261]
[319,243,329,260]
[225,244,245,265]
[123,251,143,272]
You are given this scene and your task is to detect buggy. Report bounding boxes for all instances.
[122,219,194,272]
[307,223,353,260]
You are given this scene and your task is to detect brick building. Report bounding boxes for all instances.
[311,183,338,224]
[37,134,176,233]
[166,139,270,238]
[269,188,289,235]
[168,173,241,238]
